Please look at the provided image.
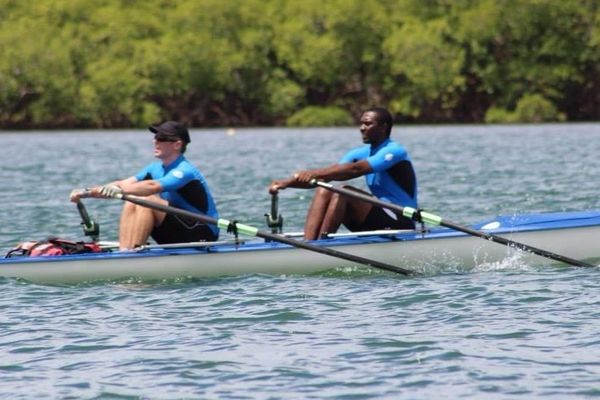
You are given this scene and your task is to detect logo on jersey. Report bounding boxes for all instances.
[384,153,394,162]
[172,170,184,179]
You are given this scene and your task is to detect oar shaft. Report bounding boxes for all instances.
[312,181,595,268]
[120,194,415,275]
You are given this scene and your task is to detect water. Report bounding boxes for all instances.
[1,124,600,398]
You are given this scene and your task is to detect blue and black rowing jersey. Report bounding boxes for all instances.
[339,138,418,208]
[135,155,219,237]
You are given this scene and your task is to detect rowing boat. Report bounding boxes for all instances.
[1,210,599,284]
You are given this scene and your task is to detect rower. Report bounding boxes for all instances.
[70,121,219,250]
[269,107,418,240]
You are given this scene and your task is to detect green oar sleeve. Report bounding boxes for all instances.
[401,207,442,226]
[217,219,259,237]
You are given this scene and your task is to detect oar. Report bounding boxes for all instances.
[115,193,415,276]
[311,180,596,268]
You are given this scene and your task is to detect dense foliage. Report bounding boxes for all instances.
[1,0,599,128]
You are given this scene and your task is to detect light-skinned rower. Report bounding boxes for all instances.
[70,121,219,250]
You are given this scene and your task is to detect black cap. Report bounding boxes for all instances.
[148,121,191,144]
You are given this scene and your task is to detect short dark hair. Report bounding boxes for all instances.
[364,107,393,136]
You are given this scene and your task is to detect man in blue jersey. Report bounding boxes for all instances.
[70,121,219,250]
[269,107,418,240]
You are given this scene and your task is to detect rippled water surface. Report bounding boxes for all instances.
[1,124,600,398]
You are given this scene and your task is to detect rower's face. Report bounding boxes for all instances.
[359,111,386,144]
[153,136,181,159]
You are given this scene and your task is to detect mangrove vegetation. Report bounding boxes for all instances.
[1,0,600,128]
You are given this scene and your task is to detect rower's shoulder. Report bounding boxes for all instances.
[176,158,207,179]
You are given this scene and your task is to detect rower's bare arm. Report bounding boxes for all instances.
[269,161,372,194]
[70,179,125,202]
[71,177,163,201]
[94,177,137,198]
[119,179,163,197]
[269,177,302,193]
[295,160,372,183]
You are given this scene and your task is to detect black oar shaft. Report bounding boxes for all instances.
[312,181,595,268]
[120,194,414,275]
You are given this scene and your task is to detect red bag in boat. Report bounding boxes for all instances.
[5,237,102,258]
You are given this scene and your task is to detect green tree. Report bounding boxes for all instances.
[0,8,78,127]
[1,0,599,128]
[272,0,392,117]
[286,106,353,126]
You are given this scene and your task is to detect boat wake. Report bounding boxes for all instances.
[473,252,537,273]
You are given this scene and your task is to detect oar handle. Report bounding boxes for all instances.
[311,180,596,269]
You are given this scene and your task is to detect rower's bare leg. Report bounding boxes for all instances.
[304,188,334,240]
[118,195,167,250]
[320,194,373,238]
[317,193,347,239]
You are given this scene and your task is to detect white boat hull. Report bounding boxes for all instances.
[2,211,600,284]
